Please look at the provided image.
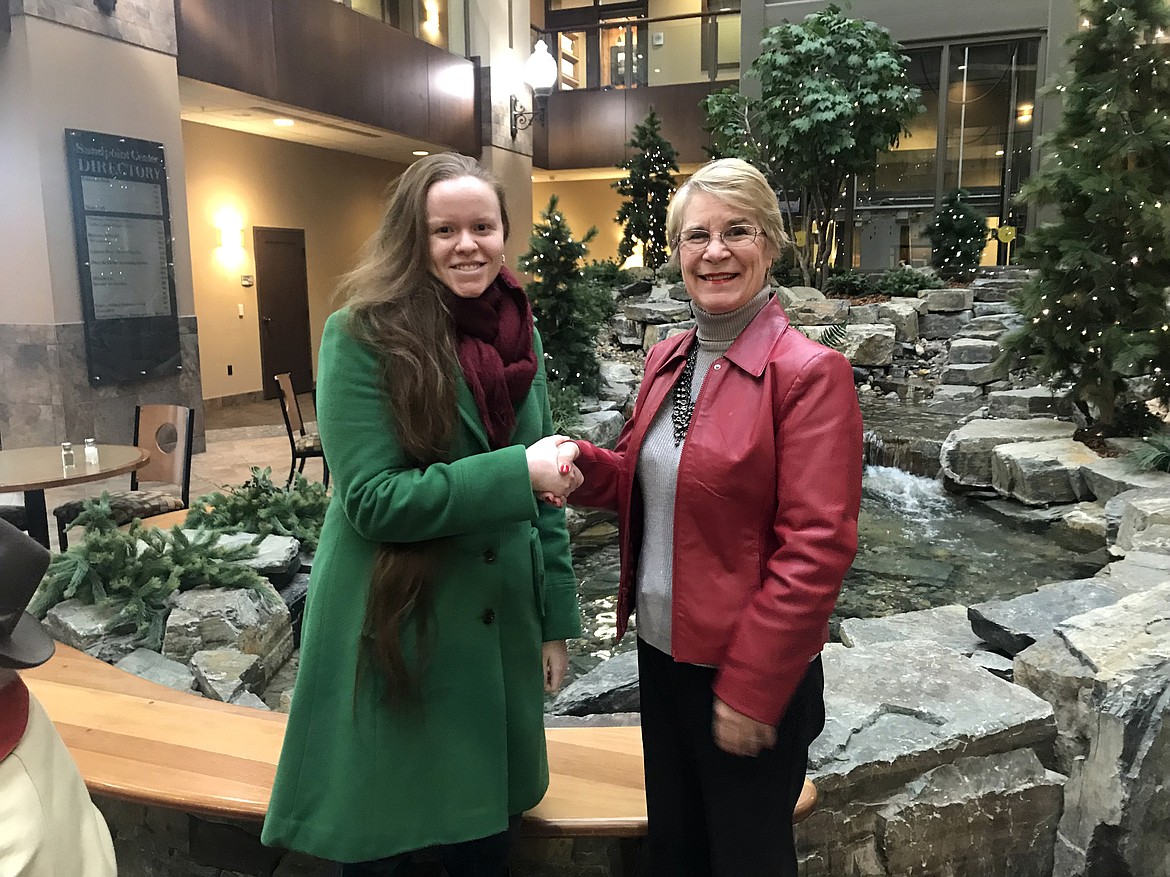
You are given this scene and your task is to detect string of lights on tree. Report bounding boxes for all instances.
[1003,0,1170,429]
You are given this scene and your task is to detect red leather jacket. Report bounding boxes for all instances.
[573,296,863,725]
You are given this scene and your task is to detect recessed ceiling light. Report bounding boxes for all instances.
[412,150,430,156]
[273,118,295,127]
[995,149,1005,156]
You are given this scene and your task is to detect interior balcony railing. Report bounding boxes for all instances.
[537,10,740,91]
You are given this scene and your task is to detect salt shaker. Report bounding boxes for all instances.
[61,441,75,468]
[84,437,99,465]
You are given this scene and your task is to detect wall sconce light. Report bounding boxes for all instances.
[218,226,243,250]
[510,39,558,139]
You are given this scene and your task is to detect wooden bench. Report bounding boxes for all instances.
[24,645,815,836]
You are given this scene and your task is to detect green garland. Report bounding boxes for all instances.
[186,467,330,551]
[29,495,271,650]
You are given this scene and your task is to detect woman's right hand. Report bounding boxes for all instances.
[526,435,582,507]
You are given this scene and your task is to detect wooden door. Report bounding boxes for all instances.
[254,228,313,399]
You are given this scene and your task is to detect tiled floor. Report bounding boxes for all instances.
[24,393,328,551]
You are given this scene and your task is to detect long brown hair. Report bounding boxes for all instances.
[340,153,511,703]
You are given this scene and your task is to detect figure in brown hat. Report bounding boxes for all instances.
[0,517,117,875]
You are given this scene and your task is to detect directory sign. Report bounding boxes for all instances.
[65,130,181,385]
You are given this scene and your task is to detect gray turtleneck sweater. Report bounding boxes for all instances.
[634,287,772,655]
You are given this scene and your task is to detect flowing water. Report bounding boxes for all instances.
[564,465,1102,683]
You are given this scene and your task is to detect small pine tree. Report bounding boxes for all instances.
[925,190,987,280]
[519,196,614,395]
[1003,0,1170,428]
[613,108,679,271]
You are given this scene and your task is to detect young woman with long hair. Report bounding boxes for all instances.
[263,153,582,876]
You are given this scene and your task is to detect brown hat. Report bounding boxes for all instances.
[0,518,55,670]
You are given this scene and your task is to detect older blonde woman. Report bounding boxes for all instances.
[570,158,863,876]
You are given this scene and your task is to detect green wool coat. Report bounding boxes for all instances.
[261,309,581,863]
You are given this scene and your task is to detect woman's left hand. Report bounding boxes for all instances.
[712,696,777,758]
[542,640,569,693]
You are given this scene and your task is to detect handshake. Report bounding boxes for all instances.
[525,435,584,509]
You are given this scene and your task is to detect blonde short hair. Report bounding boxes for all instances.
[666,158,790,265]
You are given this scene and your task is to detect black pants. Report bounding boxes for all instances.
[338,817,519,877]
[637,639,825,877]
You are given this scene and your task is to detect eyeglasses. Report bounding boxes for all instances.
[675,225,765,252]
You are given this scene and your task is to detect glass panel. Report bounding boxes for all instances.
[557,30,586,89]
[349,0,385,18]
[944,41,1022,195]
[857,47,942,204]
[600,21,646,88]
[416,0,449,48]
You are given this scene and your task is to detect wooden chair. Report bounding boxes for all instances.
[52,404,195,550]
[275,372,329,489]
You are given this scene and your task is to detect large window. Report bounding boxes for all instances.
[852,36,1040,269]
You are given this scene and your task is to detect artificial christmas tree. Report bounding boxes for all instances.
[925,189,987,280]
[1003,0,1170,428]
[613,108,679,271]
[519,196,613,395]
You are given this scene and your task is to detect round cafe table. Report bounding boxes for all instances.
[0,444,150,548]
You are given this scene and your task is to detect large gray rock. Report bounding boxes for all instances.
[548,650,639,716]
[873,749,1064,877]
[921,288,974,312]
[576,410,625,450]
[876,300,920,342]
[940,418,1077,488]
[42,599,139,663]
[598,361,638,407]
[925,384,983,416]
[991,438,1099,506]
[1049,502,1108,552]
[1113,488,1170,554]
[1081,457,1170,503]
[610,316,643,348]
[941,361,1006,386]
[846,303,878,324]
[839,604,982,656]
[777,285,826,305]
[161,583,292,688]
[799,642,1059,877]
[1100,549,1170,590]
[948,337,1000,364]
[987,386,1074,420]
[969,577,1142,656]
[211,533,302,584]
[623,300,690,323]
[920,312,973,340]
[786,299,849,325]
[973,301,1018,317]
[803,323,895,366]
[115,648,196,692]
[643,320,694,351]
[1016,586,1170,877]
[190,647,264,702]
[811,642,1056,795]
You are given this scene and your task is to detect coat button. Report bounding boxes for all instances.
[482,608,496,625]
[483,548,497,563]
[713,362,722,370]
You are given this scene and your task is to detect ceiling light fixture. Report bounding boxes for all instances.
[273,118,295,127]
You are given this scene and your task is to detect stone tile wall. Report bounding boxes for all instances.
[13,0,177,55]
[0,318,205,453]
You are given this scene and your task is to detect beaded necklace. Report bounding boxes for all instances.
[671,342,700,446]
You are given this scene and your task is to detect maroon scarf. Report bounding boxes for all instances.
[447,266,537,449]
